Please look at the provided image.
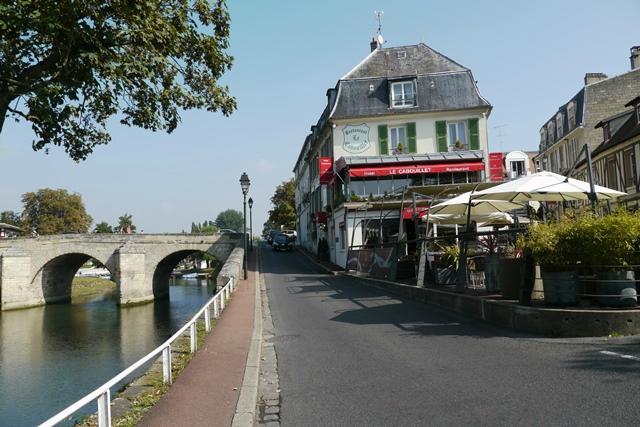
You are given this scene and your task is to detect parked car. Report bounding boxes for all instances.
[272,233,293,252]
[281,229,297,241]
[267,230,278,245]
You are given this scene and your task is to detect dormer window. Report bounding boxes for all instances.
[548,122,555,143]
[556,113,564,138]
[540,128,547,148]
[637,104,640,123]
[603,122,611,141]
[391,81,415,108]
[567,102,576,129]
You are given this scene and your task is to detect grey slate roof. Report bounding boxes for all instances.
[329,43,491,120]
[342,44,467,79]
[540,89,585,148]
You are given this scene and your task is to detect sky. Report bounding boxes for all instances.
[0,0,638,233]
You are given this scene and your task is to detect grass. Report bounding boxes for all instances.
[71,277,117,301]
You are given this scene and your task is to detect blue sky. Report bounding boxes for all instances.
[0,0,638,232]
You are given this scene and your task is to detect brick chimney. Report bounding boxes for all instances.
[370,37,380,52]
[631,46,640,70]
[584,72,608,86]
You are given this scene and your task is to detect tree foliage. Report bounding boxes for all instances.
[21,188,92,234]
[267,178,296,230]
[117,213,136,233]
[0,210,22,228]
[215,209,242,232]
[94,221,113,233]
[0,0,236,160]
[191,220,218,234]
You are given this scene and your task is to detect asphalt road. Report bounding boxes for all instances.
[261,245,640,426]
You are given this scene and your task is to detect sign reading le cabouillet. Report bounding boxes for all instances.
[342,124,370,154]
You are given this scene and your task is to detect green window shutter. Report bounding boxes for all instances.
[468,118,480,150]
[378,125,388,155]
[406,122,417,153]
[435,121,447,152]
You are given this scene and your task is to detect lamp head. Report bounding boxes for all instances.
[248,197,253,208]
[239,172,250,195]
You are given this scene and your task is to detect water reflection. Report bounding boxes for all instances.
[0,278,214,426]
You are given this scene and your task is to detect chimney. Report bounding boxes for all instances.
[584,72,608,86]
[631,46,640,70]
[370,37,380,52]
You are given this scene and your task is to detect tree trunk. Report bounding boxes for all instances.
[0,97,9,134]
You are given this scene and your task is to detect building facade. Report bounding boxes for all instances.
[293,40,493,267]
[535,46,640,174]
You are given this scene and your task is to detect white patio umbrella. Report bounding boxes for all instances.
[429,191,523,216]
[427,212,514,226]
[472,171,626,202]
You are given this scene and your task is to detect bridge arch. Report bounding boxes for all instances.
[34,252,115,304]
[152,249,217,298]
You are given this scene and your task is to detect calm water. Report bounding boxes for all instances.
[0,278,215,426]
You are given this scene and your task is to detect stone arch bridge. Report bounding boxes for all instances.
[0,233,243,311]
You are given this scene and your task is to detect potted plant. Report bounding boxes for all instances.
[496,236,525,299]
[580,211,639,307]
[435,243,458,285]
[525,220,580,306]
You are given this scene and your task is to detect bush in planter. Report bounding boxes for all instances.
[525,220,581,306]
[435,243,458,285]
[578,211,640,307]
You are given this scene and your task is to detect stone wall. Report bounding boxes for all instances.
[217,245,245,290]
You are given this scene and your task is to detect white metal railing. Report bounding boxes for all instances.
[39,277,237,427]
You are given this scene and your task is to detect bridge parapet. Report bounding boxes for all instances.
[0,233,244,310]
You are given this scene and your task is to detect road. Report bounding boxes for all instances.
[260,245,640,426]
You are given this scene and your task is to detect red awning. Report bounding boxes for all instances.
[348,162,485,177]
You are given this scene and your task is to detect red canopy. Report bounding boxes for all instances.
[348,161,485,177]
[402,206,429,219]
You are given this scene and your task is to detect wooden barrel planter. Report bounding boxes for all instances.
[541,270,580,306]
[596,270,638,307]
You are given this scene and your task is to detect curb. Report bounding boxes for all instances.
[232,247,263,426]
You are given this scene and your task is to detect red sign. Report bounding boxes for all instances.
[319,157,333,184]
[348,162,485,177]
[402,206,429,219]
[315,211,327,224]
[489,152,504,182]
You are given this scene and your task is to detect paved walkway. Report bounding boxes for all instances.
[140,251,257,427]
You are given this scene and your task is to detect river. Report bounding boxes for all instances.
[0,278,216,426]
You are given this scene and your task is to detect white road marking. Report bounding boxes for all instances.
[600,350,640,362]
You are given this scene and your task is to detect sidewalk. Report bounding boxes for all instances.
[139,250,257,427]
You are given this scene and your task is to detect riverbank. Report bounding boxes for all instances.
[72,277,117,302]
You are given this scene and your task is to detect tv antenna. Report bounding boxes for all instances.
[374,10,385,45]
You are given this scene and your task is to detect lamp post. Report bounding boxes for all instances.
[240,172,251,279]
[248,197,254,251]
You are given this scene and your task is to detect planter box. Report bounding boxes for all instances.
[541,270,580,306]
[498,258,524,299]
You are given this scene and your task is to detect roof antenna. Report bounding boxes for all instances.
[374,10,385,46]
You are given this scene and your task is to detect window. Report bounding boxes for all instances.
[391,81,415,108]
[606,157,618,190]
[559,146,565,169]
[603,123,611,141]
[548,122,555,143]
[623,148,636,188]
[510,160,526,177]
[556,113,564,138]
[447,121,468,149]
[568,102,576,129]
[540,128,547,148]
[389,126,407,153]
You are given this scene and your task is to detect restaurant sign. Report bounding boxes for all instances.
[342,124,370,154]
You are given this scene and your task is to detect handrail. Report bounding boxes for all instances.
[39,276,237,427]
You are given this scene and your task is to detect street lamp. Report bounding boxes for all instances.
[248,197,254,251]
[240,172,250,279]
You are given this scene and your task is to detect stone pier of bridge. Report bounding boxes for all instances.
[0,233,243,311]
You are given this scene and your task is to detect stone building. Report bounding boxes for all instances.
[293,39,492,267]
[535,46,640,174]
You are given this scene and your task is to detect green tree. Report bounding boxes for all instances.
[22,188,92,234]
[215,209,243,232]
[117,213,136,233]
[0,210,22,228]
[0,0,236,161]
[267,178,296,230]
[190,220,218,234]
[94,221,113,233]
